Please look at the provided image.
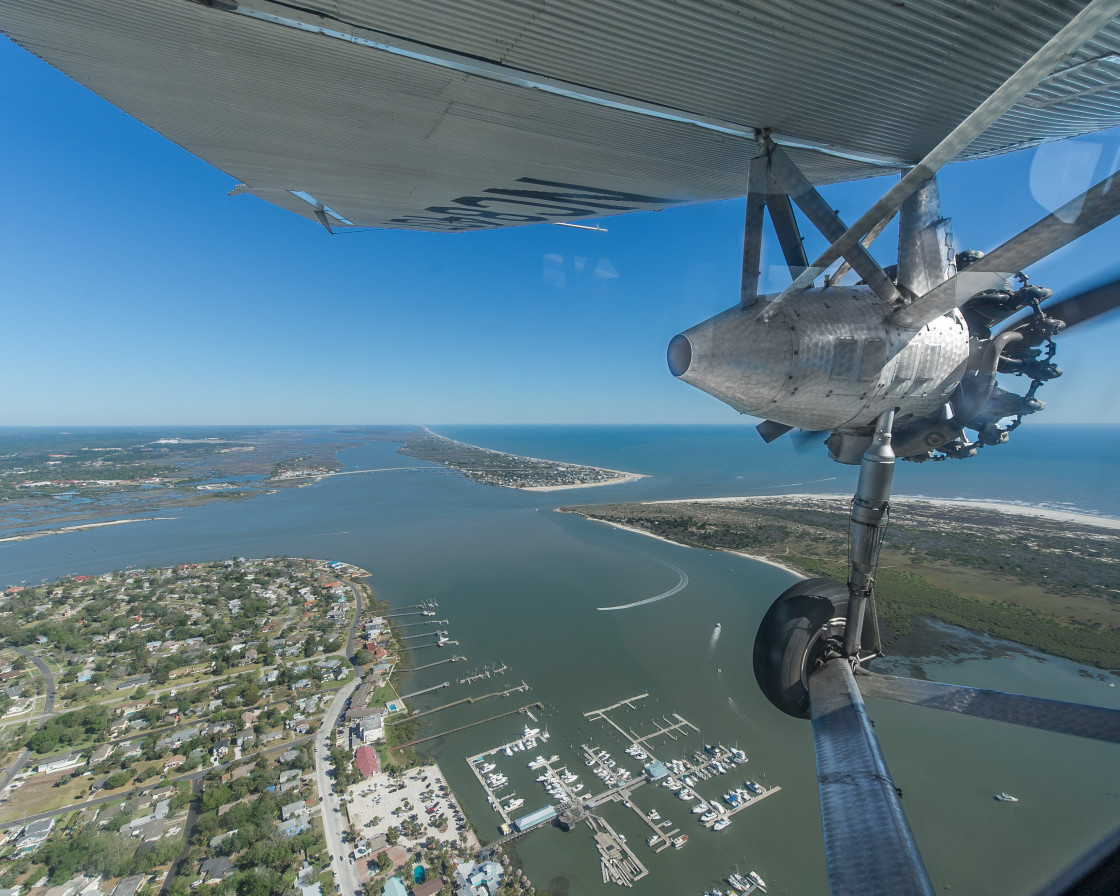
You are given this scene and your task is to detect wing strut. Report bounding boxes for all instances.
[743,137,900,308]
[761,0,1120,318]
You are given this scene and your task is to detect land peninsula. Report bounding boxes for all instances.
[399,431,642,490]
[561,495,1120,670]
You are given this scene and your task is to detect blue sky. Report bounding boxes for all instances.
[3,35,1119,426]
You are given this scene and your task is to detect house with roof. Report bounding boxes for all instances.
[454,860,504,896]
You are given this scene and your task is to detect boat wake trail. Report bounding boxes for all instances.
[707,622,722,659]
[596,557,689,611]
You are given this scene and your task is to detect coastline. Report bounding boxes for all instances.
[641,493,1120,531]
[409,428,646,490]
[521,471,646,491]
[0,516,177,543]
[560,510,807,577]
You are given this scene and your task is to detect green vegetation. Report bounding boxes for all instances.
[566,498,1120,668]
[28,706,111,754]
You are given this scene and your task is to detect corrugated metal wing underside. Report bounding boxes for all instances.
[3,0,1120,231]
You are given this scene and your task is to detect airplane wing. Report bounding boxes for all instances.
[4,0,1120,232]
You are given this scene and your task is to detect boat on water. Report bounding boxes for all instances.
[671,835,688,849]
[995,792,1019,802]
[712,818,730,831]
[747,871,766,889]
[570,783,584,792]
[647,810,660,821]
[646,834,658,846]
[726,872,750,892]
[504,798,524,811]
[701,811,718,823]
[692,804,708,815]
[502,745,513,757]
[480,763,496,773]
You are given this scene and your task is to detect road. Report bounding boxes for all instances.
[0,649,58,791]
[315,676,362,896]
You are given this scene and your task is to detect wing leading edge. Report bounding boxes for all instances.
[4,0,1120,231]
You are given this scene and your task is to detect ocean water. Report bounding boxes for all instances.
[0,425,1117,896]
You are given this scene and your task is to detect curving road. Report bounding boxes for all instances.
[0,649,57,791]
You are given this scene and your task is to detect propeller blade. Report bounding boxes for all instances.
[1028,276,1120,333]
[756,420,793,443]
[894,172,1120,329]
[857,673,1120,744]
[809,660,934,896]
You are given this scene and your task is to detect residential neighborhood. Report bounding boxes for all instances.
[0,558,535,896]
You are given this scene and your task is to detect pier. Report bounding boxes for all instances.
[408,656,465,672]
[395,619,448,629]
[399,631,443,642]
[410,639,459,650]
[398,681,449,700]
[589,815,648,887]
[458,662,509,685]
[387,682,531,723]
[390,702,543,750]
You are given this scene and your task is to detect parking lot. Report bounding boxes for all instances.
[344,762,480,855]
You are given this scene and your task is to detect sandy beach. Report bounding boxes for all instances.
[522,471,646,492]
[642,493,1120,531]
[0,516,177,543]
[561,510,808,577]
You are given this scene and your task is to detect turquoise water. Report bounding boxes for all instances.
[1,426,1118,895]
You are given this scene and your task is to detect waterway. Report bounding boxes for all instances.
[1,426,1118,895]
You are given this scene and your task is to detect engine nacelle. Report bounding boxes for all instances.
[668,287,970,433]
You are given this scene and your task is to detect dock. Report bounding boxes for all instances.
[588,815,648,887]
[410,639,459,650]
[407,655,465,672]
[395,619,447,629]
[458,662,510,685]
[398,681,449,700]
[387,681,531,724]
[389,702,544,750]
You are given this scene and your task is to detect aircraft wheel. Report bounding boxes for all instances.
[753,578,869,719]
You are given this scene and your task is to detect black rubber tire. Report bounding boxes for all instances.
[753,578,873,719]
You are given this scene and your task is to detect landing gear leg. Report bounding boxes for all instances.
[753,409,896,716]
[843,408,896,660]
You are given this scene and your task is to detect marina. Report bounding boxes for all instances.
[458,693,782,888]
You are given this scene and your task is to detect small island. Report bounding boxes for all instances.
[561,495,1120,670]
[399,431,643,490]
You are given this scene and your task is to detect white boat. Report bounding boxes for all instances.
[503,745,513,757]
[692,804,708,815]
[678,789,695,801]
[647,810,660,821]
[646,834,658,846]
[701,811,718,823]
[480,763,496,773]
[712,818,730,831]
[570,783,584,792]
[671,835,688,849]
[747,871,766,889]
[995,792,1019,802]
[726,873,749,892]
[504,798,524,811]
[528,757,546,769]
